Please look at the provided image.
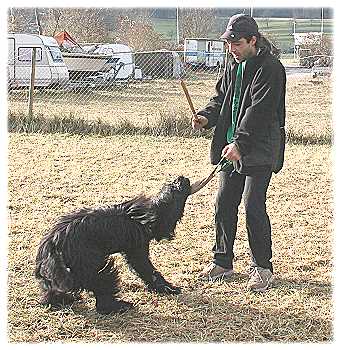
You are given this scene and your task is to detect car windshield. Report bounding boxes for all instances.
[47,46,63,62]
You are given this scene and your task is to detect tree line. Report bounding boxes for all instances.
[8,7,333,51]
[8,8,217,50]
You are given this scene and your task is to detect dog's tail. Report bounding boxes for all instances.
[35,222,77,306]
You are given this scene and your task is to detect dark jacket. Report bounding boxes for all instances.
[198,46,286,174]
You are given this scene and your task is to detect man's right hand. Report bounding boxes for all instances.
[192,114,208,130]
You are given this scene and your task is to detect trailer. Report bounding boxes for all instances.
[7,33,69,89]
[184,38,226,68]
[134,50,184,79]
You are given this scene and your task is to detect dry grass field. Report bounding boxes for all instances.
[7,76,333,343]
[8,74,332,143]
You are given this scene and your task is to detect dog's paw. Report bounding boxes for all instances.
[148,283,181,295]
[96,300,133,315]
[147,271,181,295]
[148,271,181,294]
[162,283,181,295]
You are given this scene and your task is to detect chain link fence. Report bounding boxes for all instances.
[8,45,326,134]
[8,46,229,128]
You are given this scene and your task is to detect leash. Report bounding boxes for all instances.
[214,157,233,174]
[191,157,234,194]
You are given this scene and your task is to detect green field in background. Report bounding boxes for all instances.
[151,17,333,52]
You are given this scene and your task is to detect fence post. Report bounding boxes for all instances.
[27,47,37,117]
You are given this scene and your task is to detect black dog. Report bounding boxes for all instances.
[35,176,192,314]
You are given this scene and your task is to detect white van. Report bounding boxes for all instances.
[184,38,226,68]
[8,33,69,88]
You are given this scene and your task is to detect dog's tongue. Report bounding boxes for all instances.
[190,171,216,195]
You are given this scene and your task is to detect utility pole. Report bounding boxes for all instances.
[321,7,324,39]
[9,7,14,23]
[293,19,297,59]
[34,8,42,35]
[176,7,180,45]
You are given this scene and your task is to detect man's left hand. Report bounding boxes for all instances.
[221,143,241,161]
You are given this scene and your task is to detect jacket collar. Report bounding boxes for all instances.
[230,46,270,69]
[229,46,270,98]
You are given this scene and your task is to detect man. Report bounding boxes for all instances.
[192,14,286,292]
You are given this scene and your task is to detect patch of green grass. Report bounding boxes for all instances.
[7,110,211,139]
[150,18,178,41]
[9,107,332,145]
[151,17,333,52]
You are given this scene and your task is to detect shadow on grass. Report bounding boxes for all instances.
[55,272,332,338]
[272,277,332,294]
[64,276,332,342]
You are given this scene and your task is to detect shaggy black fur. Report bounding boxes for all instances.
[35,176,191,314]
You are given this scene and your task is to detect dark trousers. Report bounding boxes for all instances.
[213,167,273,273]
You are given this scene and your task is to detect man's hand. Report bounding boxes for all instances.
[221,143,241,161]
[192,114,208,130]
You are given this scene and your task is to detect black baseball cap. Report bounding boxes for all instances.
[221,14,259,42]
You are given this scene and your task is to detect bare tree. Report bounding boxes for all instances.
[114,15,169,51]
[41,8,109,43]
[179,8,216,40]
[8,8,36,33]
[8,8,111,43]
[35,9,62,37]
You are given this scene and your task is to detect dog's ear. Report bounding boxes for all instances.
[123,195,156,225]
[173,176,190,192]
[173,176,183,185]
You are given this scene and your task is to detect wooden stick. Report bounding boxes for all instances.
[180,80,197,118]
